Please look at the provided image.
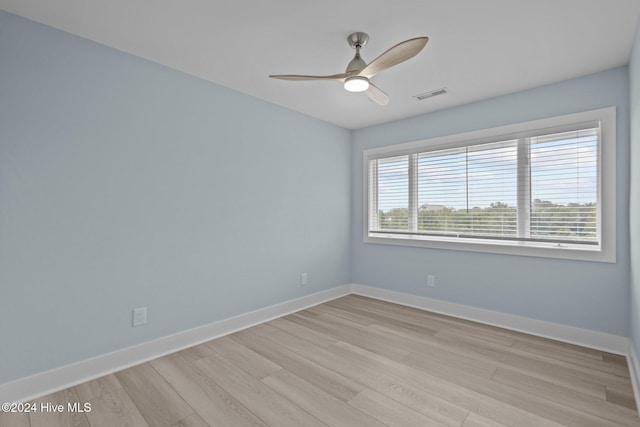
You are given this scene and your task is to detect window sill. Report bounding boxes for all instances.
[364,233,615,263]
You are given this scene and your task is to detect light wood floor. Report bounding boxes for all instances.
[2,295,638,426]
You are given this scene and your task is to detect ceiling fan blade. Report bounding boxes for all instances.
[364,83,389,106]
[360,37,428,79]
[269,72,354,82]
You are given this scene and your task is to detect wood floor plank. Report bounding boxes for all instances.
[206,336,281,380]
[434,329,615,398]
[267,317,338,347]
[272,329,471,427]
[462,412,509,427]
[238,324,470,426]
[261,369,387,427]
[30,387,90,427]
[337,295,517,346]
[348,388,451,427]
[607,386,639,410]
[327,297,442,337]
[114,362,194,427]
[511,339,630,377]
[492,367,640,426]
[84,388,149,427]
[72,374,122,402]
[174,343,218,364]
[150,352,267,427]
[172,413,210,427]
[0,412,31,427]
[427,361,626,427]
[294,309,497,380]
[436,335,608,399]
[306,303,380,326]
[329,340,565,427]
[286,312,411,360]
[511,337,604,362]
[262,325,540,427]
[230,328,366,402]
[403,349,497,381]
[604,352,629,365]
[366,323,498,379]
[194,353,327,427]
[328,296,453,333]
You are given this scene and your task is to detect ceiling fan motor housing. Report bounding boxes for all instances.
[346,32,369,73]
[346,53,366,73]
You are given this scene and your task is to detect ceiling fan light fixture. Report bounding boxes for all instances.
[344,76,369,92]
[269,34,428,106]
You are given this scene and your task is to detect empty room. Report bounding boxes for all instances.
[2,1,640,426]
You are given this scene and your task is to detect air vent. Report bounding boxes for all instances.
[414,87,450,101]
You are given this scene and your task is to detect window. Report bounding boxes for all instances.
[364,107,616,262]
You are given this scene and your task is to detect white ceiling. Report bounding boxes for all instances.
[2,1,639,129]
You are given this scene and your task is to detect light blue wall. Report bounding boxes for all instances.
[630,22,640,358]
[0,12,351,384]
[351,67,631,336]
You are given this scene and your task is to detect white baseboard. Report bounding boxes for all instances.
[628,342,640,412]
[0,282,632,404]
[351,284,630,355]
[0,284,352,403]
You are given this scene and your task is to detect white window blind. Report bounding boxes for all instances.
[416,140,519,238]
[529,129,598,244]
[374,155,409,230]
[364,107,615,262]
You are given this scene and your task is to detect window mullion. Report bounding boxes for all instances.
[517,138,531,238]
[369,159,379,231]
[408,153,418,233]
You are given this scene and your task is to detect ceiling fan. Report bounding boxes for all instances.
[269,32,428,106]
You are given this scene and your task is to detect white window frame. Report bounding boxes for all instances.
[363,107,616,263]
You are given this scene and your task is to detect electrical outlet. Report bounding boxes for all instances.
[133,307,147,327]
[300,273,308,286]
[427,275,436,287]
